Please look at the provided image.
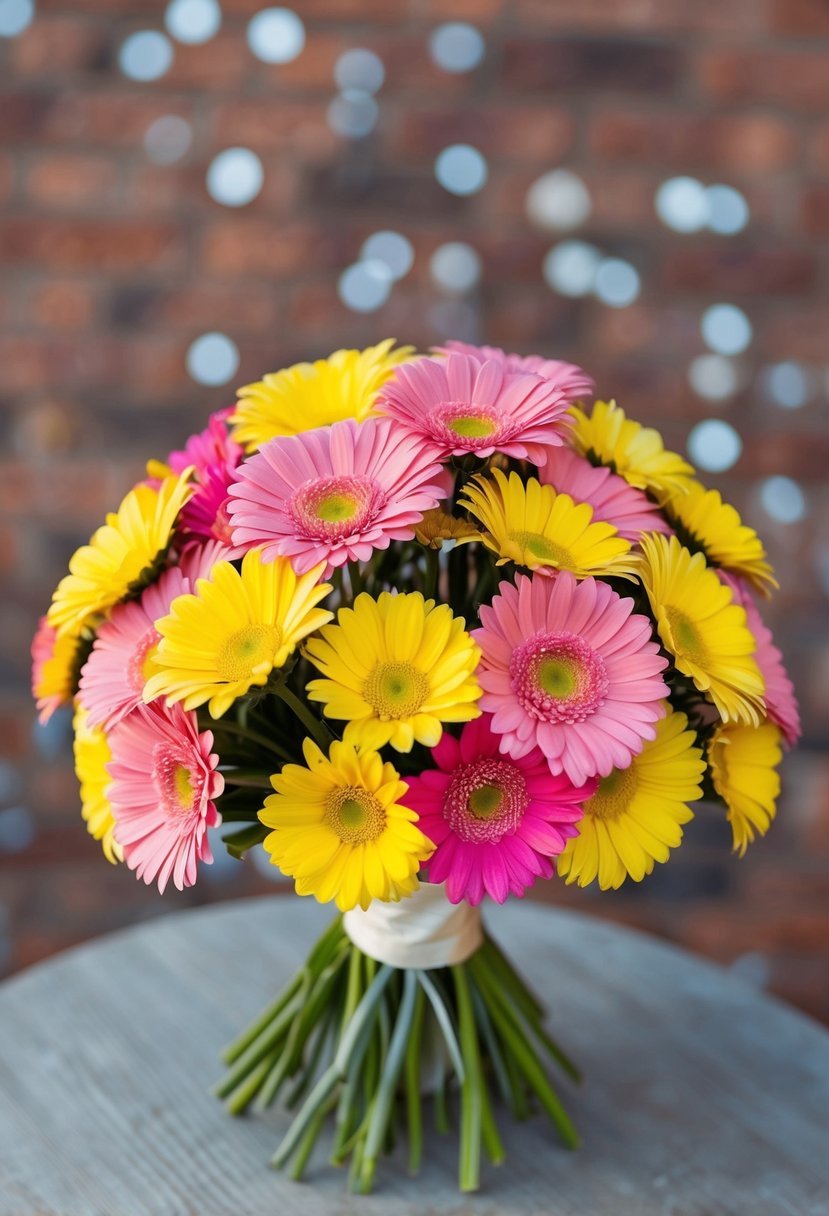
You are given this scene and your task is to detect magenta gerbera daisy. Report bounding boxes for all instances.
[169,409,246,557]
[77,567,189,730]
[473,571,669,786]
[377,352,572,466]
[226,416,450,576]
[439,340,594,401]
[405,714,594,905]
[167,407,242,478]
[720,573,801,748]
[540,445,670,543]
[107,701,223,893]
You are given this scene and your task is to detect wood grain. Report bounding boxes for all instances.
[1,897,828,1216]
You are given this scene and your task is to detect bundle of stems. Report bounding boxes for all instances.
[213,917,580,1193]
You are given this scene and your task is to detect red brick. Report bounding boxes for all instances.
[0,153,14,203]
[29,280,98,330]
[200,220,345,277]
[397,106,574,164]
[211,100,337,160]
[770,0,829,35]
[695,49,829,112]
[515,0,765,34]
[800,185,829,235]
[10,16,108,76]
[107,283,282,337]
[661,249,817,296]
[24,153,120,209]
[0,218,184,271]
[12,399,82,455]
[589,110,799,173]
[164,32,252,90]
[502,37,684,95]
[809,122,829,172]
[762,308,829,361]
[41,94,193,147]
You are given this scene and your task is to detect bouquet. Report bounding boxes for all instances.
[32,338,800,1193]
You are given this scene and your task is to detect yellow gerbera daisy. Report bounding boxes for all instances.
[73,706,122,864]
[259,737,433,911]
[144,550,333,718]
[639,533,765,726]
[230,339,415,452]
[557,708,704,889]
[413,507,479,549]
[708,721,782,856]
[460,468,637,580]
[569,399,695,501]
[47,470,192,638]
[663,481,777,597]
[305,591,482,752]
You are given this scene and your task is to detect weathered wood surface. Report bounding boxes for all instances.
[1,897,828,1216]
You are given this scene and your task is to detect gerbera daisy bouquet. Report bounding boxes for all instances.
[32,336,799,1193]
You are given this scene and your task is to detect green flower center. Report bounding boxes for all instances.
[537,657,578,698]
[446,414,498,439]
[324,786,387,844]
[217,624,281,682]
[363,661,429,721]
[510,530,574,567]
[664,607,709,664]
[467,782,504,820]
[315,492,359,523]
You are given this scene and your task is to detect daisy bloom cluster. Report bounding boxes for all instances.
[33,336,798,914]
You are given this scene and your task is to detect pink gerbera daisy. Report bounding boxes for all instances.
[107,701,223,893]
[78,567,189,730]
[473,571,669,786]
[438,340,594,401]
[227,416,450,576]
[377,352,572,466]
[720,573,801,748]
[540,445,670,543]
[405,714,594,905]
[167,407,242,477]
[170,409,246,556]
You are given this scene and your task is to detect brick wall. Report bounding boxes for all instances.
[1,1,828,1021]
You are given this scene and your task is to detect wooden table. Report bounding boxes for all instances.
[1,897,828,1216]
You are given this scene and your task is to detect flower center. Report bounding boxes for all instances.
[128,626,160,693]
[509,530,574,567]
[583,764,638,822]
[509,631,608,724]
[217,624,281,682]
[290,474,382,542]
[444,758,529,843]
[324,786,387,844]
[363,661,429,721]
[663,607,709,665]
[434,402,502,449]
[153,743,203,819]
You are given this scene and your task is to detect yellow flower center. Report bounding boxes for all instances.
[467,782,504,820]
[363,661,429,720]
[537,657,577,698]
[446,414,498,439]
[510,530,574,567]
[324,786,387,844]
[315,492,359,523]
[173,764,195,811]
[584,765,638,822]
[664,607,709,664]
[217,625,281,682]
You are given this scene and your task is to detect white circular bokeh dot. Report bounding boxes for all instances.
[360,231,414,282]
[701,303,753,356]
[706,184,749,235]
[594,258,640,308]
[338,261,392,313]
[430,242,482,294]
[206,147,263,207]
[0,0,34,37]
[543,241,601,298]
[526,169,591,231]
[119,30,174,82]
[165,0,221,45]
[688,354,739,402]
[327,90,378,139]
[334,48,384,94]
[655,177,709,233]
[760,476,806,524]
[761,361,810,410]
[186,332,239,386]
[687,419,742,473]
[247,7,304,64]
[434,145,488,197]
[429,22,485,73]
[144,115,193,164]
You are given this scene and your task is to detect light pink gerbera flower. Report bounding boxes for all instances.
[377,352,572,466]
[438,340,594,401]
[720,573,801,748]
[107,701,223,893]
[77,568,189,730]
[473,571,669,786]
[540,445,670,542]
[227,416,450,576]
[405,714,594,905]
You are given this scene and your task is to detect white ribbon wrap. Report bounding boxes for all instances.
[342,882,483,970]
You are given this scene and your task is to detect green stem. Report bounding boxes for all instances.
[348,561,365,598]
[404,984,426,1175]
[454,965,482,1192]
[272,682,332,750]
[211,718,291,759]
[423,546,440,601]
[218,768,274,788]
